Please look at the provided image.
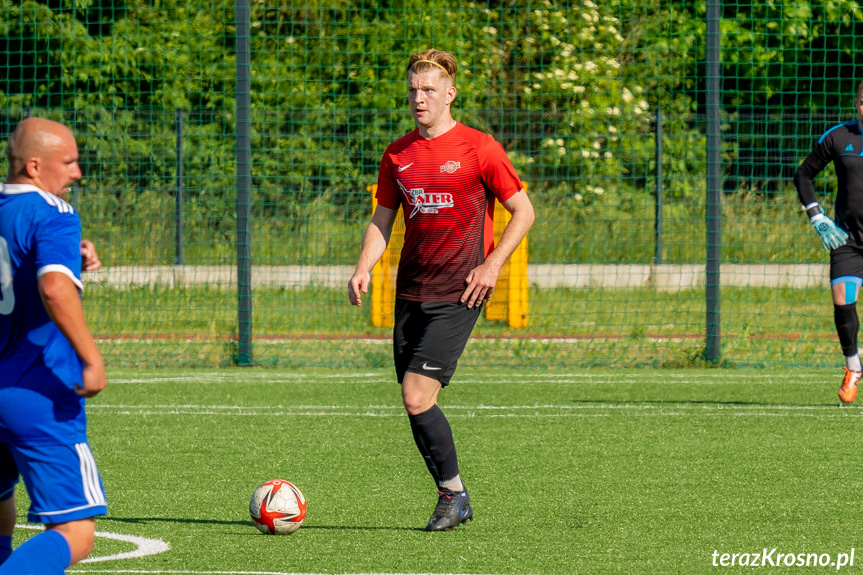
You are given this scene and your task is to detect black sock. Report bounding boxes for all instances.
[409,413,440,485]
[408,404,460,486]
[835,303,859,357]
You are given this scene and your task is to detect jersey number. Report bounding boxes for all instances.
[0,236,15,315]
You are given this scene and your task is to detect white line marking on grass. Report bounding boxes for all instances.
[107,372,834,386]
[110,373,387,384]
[17,525,170,563]
[87,403,863,418]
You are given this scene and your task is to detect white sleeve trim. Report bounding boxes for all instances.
[37,264,84,293]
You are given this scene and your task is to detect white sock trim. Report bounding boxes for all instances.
[439,474,464,492]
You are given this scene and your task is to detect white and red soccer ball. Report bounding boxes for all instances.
[249,479,306,535]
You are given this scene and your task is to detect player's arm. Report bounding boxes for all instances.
[38,272,106,397]
[793,136,847,250]
[793,153,827,208]
[348,205,398,307]
[461,190,535,308]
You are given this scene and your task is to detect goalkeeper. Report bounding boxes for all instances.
[793,80,863,403]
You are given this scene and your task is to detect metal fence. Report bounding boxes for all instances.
[1,0,860,368]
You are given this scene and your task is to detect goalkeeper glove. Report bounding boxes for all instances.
[807,203,848,250]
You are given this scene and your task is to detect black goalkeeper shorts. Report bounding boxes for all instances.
[393,299,483,387]
[831,245,863,282]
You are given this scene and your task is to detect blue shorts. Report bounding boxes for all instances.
[0,442,107,523]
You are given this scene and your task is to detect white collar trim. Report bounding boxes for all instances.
[0,183,46,195]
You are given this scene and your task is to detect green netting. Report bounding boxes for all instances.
[1,0,861,368]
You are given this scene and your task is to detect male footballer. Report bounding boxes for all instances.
[0,118,107,573]
[348,49,534,530]
[794,80,863,403]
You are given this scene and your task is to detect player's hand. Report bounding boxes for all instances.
[461,262,500,309]
[80,239,102,272]
[811,214,849,251]
[348,270,371,307]
[75,360,107,398]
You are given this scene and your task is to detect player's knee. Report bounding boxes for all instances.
[49,518,96,564]
[401,387,435,415]
[402,392,432,415]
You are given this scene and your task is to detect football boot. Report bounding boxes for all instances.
[839,368,862,404]
[424,488,473,531]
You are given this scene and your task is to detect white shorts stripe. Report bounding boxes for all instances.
[76,444,96,504]
[83,444,105,505]
[76,443,106,506]
[38,502,106,516]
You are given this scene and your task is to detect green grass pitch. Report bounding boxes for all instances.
[11,368,863,574]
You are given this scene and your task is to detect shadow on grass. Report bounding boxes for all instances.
[105,517,423,531]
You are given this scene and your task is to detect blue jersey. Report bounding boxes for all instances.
[0,183,87,445]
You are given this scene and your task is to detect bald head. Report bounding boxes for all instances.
[6,118,81,197]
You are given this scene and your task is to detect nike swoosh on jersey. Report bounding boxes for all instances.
[398,163,414,172]
[422,362,442,370]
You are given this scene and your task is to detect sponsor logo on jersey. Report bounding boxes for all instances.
[398,163,414,172]
[440,161,461,173]
[397,179,454,218]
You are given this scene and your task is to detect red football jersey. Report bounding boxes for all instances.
[376,122,523,302]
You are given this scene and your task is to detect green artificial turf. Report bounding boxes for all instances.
[10,368,861,574]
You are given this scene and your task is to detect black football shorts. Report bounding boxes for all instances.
[393,299,483,386]
[831,244,863,282]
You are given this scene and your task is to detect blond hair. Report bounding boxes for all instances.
[407,49,457,84]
